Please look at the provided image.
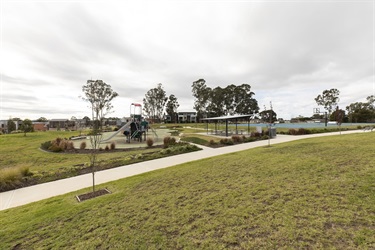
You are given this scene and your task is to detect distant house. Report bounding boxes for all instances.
[32,122,48,131]
[49,119,69,130]
[0,120,7,133]
[178,111,197,123]
[0,119,22,133]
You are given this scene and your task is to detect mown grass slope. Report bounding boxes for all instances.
[0,133,374,249]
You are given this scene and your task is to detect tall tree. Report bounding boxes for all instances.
[232,84,259,115]
[143,83,168,122]
[20,119,33,136]
[81,79,118,193]
[192,79,211,121]
[81,79,118,130]
[315,88,340,118]
[207,86,226,117]
[165,94,179,123]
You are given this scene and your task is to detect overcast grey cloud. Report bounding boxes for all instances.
[1,0,374,120]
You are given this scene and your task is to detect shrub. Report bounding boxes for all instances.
[80,141,87,150]
[105,145,110,151]
[0,167,33,191]
[209,139,216,146]
[298,128,307,135]
[163,136,176,148]
[41,141,52,150]
[110,142,116,150]
[220,138,234,145]
[288,129,297,135]
[231,135,243,143]
[67,141,75,150]
[146,138,154,147]
[251,132,262,137]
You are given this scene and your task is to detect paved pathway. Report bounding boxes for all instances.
[0,130,367,211]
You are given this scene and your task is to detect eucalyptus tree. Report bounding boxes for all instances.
[143,83,168,122]
[192,79,211,121]
[81,79,118,130]
[315,88,340,118]
[81,79,118,193]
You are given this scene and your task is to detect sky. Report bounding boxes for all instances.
[1,0,374,121]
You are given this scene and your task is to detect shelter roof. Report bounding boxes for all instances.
[202,114,253,121]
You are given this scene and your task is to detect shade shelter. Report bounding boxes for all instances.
[202,114,254,137]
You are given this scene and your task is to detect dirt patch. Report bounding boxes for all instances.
[76,188,111,202]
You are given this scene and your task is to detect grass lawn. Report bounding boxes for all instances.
[1,132,374,249]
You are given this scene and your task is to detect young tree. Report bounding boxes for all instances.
[192,79,211,121]
[81,79,118,193]
[143,83,168,122]
[20,119,33,136]
[315,88,340,118]
[165,94,179,123]
[7,119,16,133]
[81,80,119,130]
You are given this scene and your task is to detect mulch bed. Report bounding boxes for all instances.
[76,188,111,202]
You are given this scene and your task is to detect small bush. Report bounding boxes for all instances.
[48,143,63,153]
[20,167,33,177]
[209,139,216,146]
[67,141,75,150]
[105,145,110,151]
[163,136,176,148]
[41,141,52,150]
[80,141,87,150]
[251,132,262,137]
[146,138,154,147]
[289,129,297,135]
[110,142,116,150]
[0,166,33,191]
[220,138,234,145]
[231,135,243,143]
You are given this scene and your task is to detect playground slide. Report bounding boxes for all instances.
[100,121,132,142]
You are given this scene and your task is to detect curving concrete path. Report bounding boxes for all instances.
[0,130,368,211]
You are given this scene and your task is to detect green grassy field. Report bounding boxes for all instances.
[1,132,374,249]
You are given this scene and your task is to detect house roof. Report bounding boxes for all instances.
[50,119,69,121]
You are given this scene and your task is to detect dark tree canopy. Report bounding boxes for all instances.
[7,119,16,133]
[165,94,180,123]
[192,80,259,119]
[260,110,277,123]
[346,95,375,123]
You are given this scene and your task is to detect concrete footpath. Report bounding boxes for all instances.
[0,130,367,211]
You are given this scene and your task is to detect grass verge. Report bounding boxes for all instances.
[0,133,374,248]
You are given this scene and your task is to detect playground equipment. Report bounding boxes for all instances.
[101,103,157,144]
